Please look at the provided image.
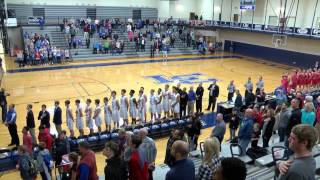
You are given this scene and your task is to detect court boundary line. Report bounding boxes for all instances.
[7,55,242,73]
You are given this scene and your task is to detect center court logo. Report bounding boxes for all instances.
[145,73,218,84]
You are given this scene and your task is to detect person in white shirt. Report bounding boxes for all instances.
[93,99,102,133]
[120,89,129,127]
[256,76,264,93]
[85,99,94,135]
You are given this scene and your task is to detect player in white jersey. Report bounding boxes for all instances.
[120,89,129,126]
[75,99,84,136]
[138,90,146,124]
[64,100,74,137]
[103,97,112,132]
[156,88,163,120]
[149,89,157,122]
[171,86,180,118]
[85,99,94,135]
[111,91,120,129]
[93,99,102,133]
[129,90,138,125]
[140,87,148,121]
[162,84,171,118]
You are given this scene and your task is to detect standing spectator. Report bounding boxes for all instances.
[117,129,127,157]
[211,113,226,145]
[276,90,288,106]
[164,129,184,167]
[238,109,254,156]
[301,102,316,127]
[150,39,155,58]
[38,104,50,129]
[103,141,127,180]
[5,104,20,146]
[17,145,36,180]
[234,90,243,111]
[256,88,266,105]
[245,89,255,108]
[228,110,240,141]
[277,125,317,180]
[139,128,157,180]
[36,142,52,180]
[196,83,204,113]
[165,140,195,180]
[54,131,70,166]
[53,101,62,134]
[244,77,253,99]
[180,87,188,118]
[187,86,196,115]
[227,80,235,102]
[278,102,291,142]
[285,99,302,154]
[213,157,247,180]
[186,115,202,151]
[198,137,221,180]
[26,104,37,144]
[128,135,149,180]
[0,88,9,123]
[22,127,33,155]
[68,152,78,180]
[315,96,320,143]
[38,125,53,151]
[256,76,264,93]
[262,109,276,148]
[77,141,99,180]
[206,80,219,112]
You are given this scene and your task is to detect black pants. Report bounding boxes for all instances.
[8,124,20,146]
[1,104,7,122]
[263,136,271,148]
[227,92,234,102]
[193,135,199,150]
[196,99,202,113]
[148,168,154,180]
[180,105,187,118]
[150,49,154,58]
[207,96,217,111]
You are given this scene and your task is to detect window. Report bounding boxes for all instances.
[32,8,45,18]
[86,8,96,19]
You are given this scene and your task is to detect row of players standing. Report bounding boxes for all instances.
[60,85,206,137]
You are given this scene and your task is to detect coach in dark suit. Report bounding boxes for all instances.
[206,80,219,111]
[196,83,204,113]
[53,101,62,134]
[38,104,50,128]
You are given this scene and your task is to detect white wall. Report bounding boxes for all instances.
[168,0,198,20]
[218,29,320,55]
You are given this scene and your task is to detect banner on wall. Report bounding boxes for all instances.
[240,0,256,10]
[27,16,43,25]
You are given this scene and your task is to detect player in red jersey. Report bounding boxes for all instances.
[281,74,289,94]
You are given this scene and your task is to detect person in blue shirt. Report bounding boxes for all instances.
[187,86,196,115]
[276,90,288,106]
[5,104,20,146]
[165,140,195,180]
[301,102,316,126]
[238,108,254,156]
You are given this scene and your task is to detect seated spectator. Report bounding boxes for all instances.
[36,142,53,180]
[213,157,247,180]
[128,135,149,180]
[165,140,195,180]
[301,102,315,126]
[277,124,317,180]
[103,141,127,180]
[198,137,221,180]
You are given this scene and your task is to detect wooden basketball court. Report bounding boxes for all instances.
[0,52,295,178]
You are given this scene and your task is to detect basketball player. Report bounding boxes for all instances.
[149,89,157,122]
[93,99,102,133]
[120,89,129,127]
[156,88,163,120]
[65,100,74,137]
[85,99,94,135]
[103,97,112,132]
[129,90,138,125]
[171,86,180,118]
[281,74,289,94]
[111,91,120,129]
[140,87,148,121]
[138,90,146,124]
[162,84,171,119]
[75,99,84,136]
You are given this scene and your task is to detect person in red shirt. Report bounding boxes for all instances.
[253,105,263,128]
[281,74,289,94]
[76,141,98,180]
[128,135,149,180]
[22,126,33,155]
[38,125,53,151]
[290,71,298,90]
